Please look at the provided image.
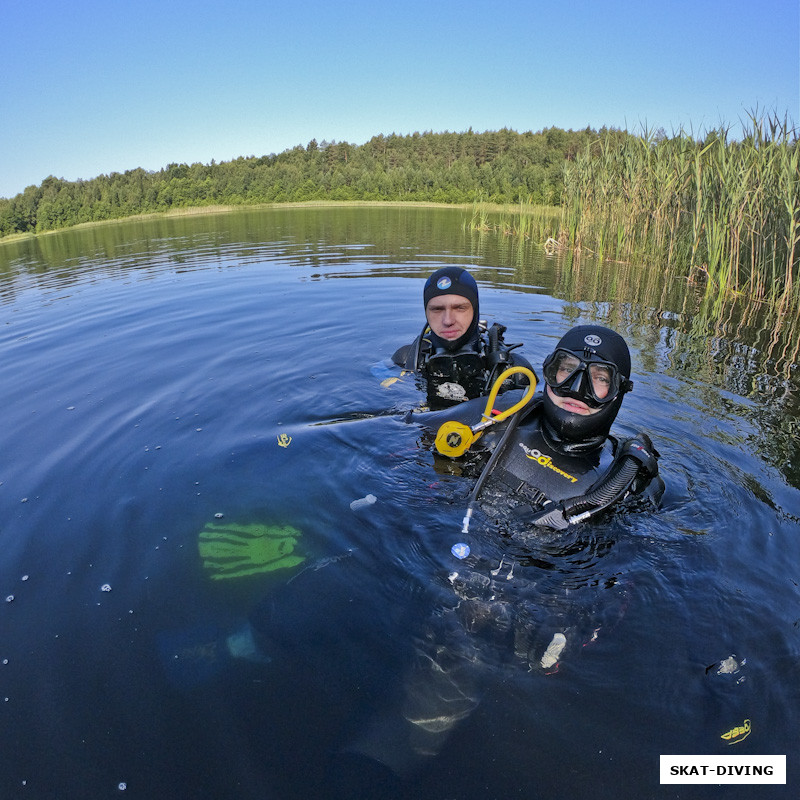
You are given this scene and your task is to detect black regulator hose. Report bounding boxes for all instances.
[461,403,526,534]
[529,434,659,530]
[561,455,642,519]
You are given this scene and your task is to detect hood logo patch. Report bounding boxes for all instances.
[436,276,452,290]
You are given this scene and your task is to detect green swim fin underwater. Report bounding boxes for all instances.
[197,520,305,580]
[158,519,305,690]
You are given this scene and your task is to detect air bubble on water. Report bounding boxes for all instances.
[101,584,112,592]
[118,782,127,791]
[5,595,14,603]
[215,512,224,518]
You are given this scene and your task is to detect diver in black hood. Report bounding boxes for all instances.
[392,266,534,407]
[329,325,664,793]
[471,323,663,529]
[336,326,664,789]
[541,324,633,448]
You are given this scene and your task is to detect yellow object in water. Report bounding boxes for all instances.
[198,521,305,580]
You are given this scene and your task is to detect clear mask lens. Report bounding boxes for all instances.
[543,349,621,406]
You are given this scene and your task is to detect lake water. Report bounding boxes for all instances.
[1,206,798,799]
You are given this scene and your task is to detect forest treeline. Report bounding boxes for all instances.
[0,127,601,237]
[4,120,796,311]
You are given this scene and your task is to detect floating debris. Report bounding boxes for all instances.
[717,655,745,675]
[350,494,377,511]
[721,718,751,744]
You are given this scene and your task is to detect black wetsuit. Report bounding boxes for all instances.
[392,322,534,407]
[417,394,663,530]
[483,401,663,528]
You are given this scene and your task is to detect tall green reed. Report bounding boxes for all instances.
[560,113,800,310]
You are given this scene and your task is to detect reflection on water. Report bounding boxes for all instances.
[0,207,798,799]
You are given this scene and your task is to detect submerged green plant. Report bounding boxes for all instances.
[198,521,305,580]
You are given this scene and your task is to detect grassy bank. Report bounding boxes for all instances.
[6,113,798,317]
[0,200,469,245]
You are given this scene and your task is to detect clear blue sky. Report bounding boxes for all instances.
[2,0,798,199]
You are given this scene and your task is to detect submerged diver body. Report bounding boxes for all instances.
[343,324,664,787]
[392,266,534,407]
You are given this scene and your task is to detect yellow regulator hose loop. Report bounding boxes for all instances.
[435,366,537,457]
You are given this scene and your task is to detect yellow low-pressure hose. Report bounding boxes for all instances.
[434,366,537,457]
[479,366,537,424]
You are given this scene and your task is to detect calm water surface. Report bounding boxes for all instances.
[1,207,798,799]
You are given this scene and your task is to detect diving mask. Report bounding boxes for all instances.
[542,348,632,408]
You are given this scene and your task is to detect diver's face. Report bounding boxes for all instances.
[543,350,616,414]
[425,294,474,341]
[545,385,600,416]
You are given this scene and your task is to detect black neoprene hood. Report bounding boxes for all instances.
[423,267,480,352]
[541,324,632,448]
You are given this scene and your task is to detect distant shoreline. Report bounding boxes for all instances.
[0,200,495,244]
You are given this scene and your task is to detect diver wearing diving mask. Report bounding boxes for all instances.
[482,324,663,528]
[336,325,664,787]
[540,325,634,449]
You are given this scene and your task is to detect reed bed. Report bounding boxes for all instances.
[464,198,561,243]
[560,113,800,311]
